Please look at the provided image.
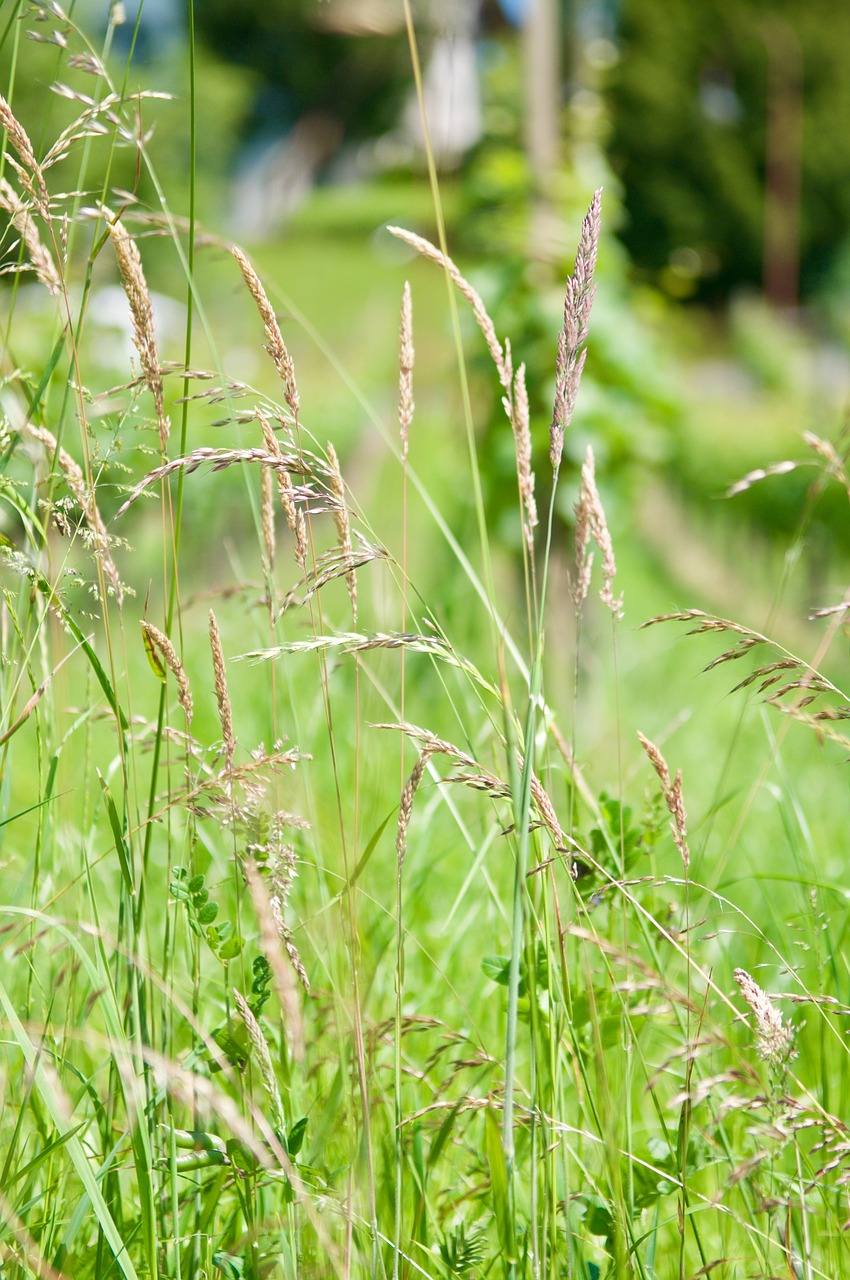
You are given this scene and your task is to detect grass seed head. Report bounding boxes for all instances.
[510,362,537,553]
[327,441,357,625]
[232,244,300,421]
[28,424,123,603]
[107,216,168,449]
[0,177,61,296]
[399,279,415,461]
[734,968,795,1067]
[141,620,192,723]
[637,731,689,869]
[0,94,50,217]
[387,224,509,391]
[550,189,602,470]
[208,609,235,771]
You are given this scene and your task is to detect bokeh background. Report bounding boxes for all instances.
[6,0,850,792]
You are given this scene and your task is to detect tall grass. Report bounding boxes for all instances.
[2,6,850,1280]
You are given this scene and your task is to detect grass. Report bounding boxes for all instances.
[3,6,850,1280]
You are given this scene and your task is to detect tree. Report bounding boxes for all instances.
[606,0,850,301]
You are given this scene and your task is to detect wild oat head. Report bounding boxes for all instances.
[550,189,602,470]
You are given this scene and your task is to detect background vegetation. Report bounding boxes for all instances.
[2,2,850,1278]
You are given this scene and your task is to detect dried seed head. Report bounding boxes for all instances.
[326,442,356,625]
[387,225,510,392]
[734,968,795,1066]
[268,844,311,996]
[113,447,329,520]
[550,190,602,470]
[209,610,235,771]
[244,859,306,1060]
[28,425,123,603]
[637,731,689,869]
[571,465,593,613]
[510,362,537,554]
[397,749,433,873]
[399,280,414,461]
[294,509,307,571]
[232,245,299,421]
[234,990,286,1132]
[0,94,50,217]
[573,446,621,619]
[107,216,167,449]
[0,177,61,296]
[255,409,303,566]
[141,620,192,723]
[261,463,275,573]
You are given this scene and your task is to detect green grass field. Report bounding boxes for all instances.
[3,8,850,1280]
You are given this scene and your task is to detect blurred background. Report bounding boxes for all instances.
[86,0,850,568]
[6,0,850,768]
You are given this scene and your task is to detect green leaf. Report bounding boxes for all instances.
[198,902,218,925]
[218,933,244,961]
[225,1138,258,1173]
[482,955,512,985]
[0,980,140,1280]
[142,624,167,681]
[287,1116,308,1157]
[585,1197,614,1243]
[97,770,134,896]
[212,1250,245,1279]
[211,1022,251,1071]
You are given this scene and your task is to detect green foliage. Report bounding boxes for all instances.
[608,0,850,298]
[453,36,680,544]
[194,0,411,144]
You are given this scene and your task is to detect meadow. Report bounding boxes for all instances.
[2,7,850,1279]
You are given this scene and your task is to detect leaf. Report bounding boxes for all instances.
[225,1137,258,1173]
[142,623,167,681]
[212,1250,245,1279]
[482,955,512,986]
[218,933,244,961]
[0,979,140,1280]
[198,902,218,925]
[97,770,134,895]
[287,1116,308,1157]
[211,1022,251,1071]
